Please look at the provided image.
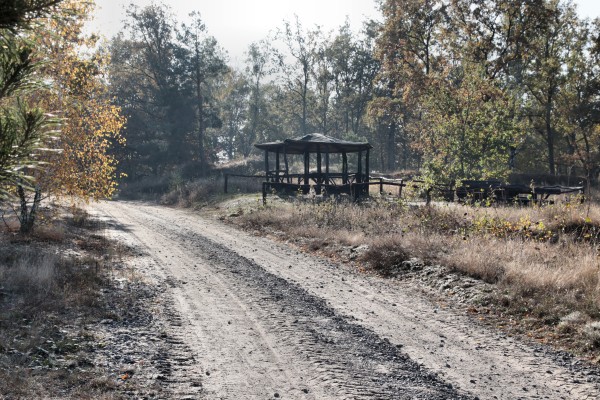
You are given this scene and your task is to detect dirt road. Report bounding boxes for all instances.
[92,200,600,399]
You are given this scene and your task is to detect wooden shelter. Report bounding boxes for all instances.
[255,133,372,199]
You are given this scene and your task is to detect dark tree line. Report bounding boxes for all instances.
[109,0,600,185]
[371,0,600,183]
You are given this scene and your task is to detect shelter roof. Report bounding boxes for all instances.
[255,133,372,154]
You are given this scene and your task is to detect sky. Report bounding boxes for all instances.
[89,0,381,65]
[89,0,600,65]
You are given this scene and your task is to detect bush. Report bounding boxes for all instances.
[160,177,223,207]
[118,176,171,199]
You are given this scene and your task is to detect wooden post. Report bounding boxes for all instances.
[264,150,269,181]
[357,151,363,184]
[275,150,280,182]
[316,148,322,194]
[365,149,370,184]
[304,151,310,192]
[325,152,330,185]
[342,152,348,185]
[224,174,229,193]
[262,182,267,205]
[284,148,290,183]
[352,183,361,201]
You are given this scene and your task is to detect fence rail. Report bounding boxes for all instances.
[224,174,584,206]
[223,174,266,193]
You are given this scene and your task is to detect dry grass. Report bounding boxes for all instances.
[0,206,132,398]
[161,177,222,207]
[233,197,600,357]
[117,176,171,200]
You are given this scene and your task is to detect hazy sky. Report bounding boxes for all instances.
[89,0,381,65]
[89,0,600,65]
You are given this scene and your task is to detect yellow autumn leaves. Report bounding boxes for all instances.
[30,0,126,201]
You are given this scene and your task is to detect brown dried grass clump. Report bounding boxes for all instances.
[361,236,411,276]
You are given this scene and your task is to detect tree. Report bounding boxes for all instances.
[109,3,186,177]
[34,0,125,201]
[369,0,447,171]
[558,17,600,182]
[213,69,249,160]
[369,0,596,180]
[0,33,55,199]
[0,0,64,232]
[1,0,124,233]
[523,0,579,175]
[110,3,227,178]
[274,16,322,135]
[419,64,527,183]
[328,21,379,140]
[0,0,63,29]
[447,0,548,81]
[178,11,228,172]
[242,40,271,157]
[311,33,334,134]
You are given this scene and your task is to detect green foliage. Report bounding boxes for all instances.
[2,0,124,235]
[0,36,36,98]
[420,65,527,183]
[371,0,600,180]
[0,29,57,199]
[0,99,55,197]
[107,0,600,186]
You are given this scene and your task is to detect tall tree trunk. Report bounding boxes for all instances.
[17,184,41,234]
[196,68,206,174]
[401,139,409,170]
[302,61,309,135]
[386,124,396,172]
[246,80,261,158]
[545,98,555,175]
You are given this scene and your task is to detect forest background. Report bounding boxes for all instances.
[105,0,600,191]
[2,0,600,215]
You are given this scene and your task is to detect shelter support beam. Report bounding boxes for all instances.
[316,148,322,194]
[357,151,363,184]
[342,152,348,184]
[365,149,370,183]
[325,153,330,186]
[276,151,280,182]
[284,149,290,183]
[264,151,269,181]
[304,151,310,192]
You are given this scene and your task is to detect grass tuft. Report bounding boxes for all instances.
[361,236,411,276]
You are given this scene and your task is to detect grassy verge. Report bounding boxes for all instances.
[225,196,600,360]
[0,205,145,398]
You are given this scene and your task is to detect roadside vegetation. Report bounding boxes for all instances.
[209,191,600,360]
[0,1,150,397]
[0,205,151,398]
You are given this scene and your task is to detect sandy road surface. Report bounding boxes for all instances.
[92,200,600,399]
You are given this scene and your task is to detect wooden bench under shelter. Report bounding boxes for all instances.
[255,133,374,203]
[456,180,584,205]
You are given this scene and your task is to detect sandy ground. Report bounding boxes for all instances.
[91,200,600,399]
